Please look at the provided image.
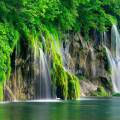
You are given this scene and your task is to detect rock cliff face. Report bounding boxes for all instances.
[4,31,113,101]
[5,39,35,101]
[61,32,112,96]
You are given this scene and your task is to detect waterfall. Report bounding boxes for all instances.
[111,25,120,58]
[61,41,70,69]
[89,47,96,77]
[34,41,51,99]
[61,41,75,73]
[104,46,120,93]
[103,32,109,46]
[39,48,51,99]
[104,25,120,93]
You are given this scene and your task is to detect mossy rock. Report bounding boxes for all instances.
[67,72,80,100]
[0,83,3,101]
[92,86,110,97]
[55,65,68,100]
[112,93,120,97]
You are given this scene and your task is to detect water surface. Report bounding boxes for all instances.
[0,97,120,120]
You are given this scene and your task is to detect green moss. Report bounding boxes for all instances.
[112,93,120,97]
[79,76,86,81]
[0,83,3,101]
[92,86,110,97]
[55,65,68,100]
[52,62,80,100]
[67,72,80,100]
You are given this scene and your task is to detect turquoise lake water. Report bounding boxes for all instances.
[0,97,120,120]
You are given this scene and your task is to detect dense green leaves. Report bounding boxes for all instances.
[0,0,120,33]
[0,23,19,81]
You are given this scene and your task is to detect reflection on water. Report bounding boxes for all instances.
[0,97,120,120]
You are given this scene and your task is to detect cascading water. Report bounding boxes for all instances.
[61,41,75,73]
[103,32,109,47]
[34,40,51,99]
[61,41,70,70]
[111,25,120,58]
[39,48,51,99]
[104,46,120,93]
[104,25,120,93]
[89,47,96,77]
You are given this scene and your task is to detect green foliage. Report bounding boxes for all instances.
[0,83,3,101]
[0,0,120,37]
[102,0,120,22]
[0,0,120,32]
[77,0,117,34]
[58,0,80,30]
[112,93,120,97]
[92,86,110,97]
[0,23,19,82]
[54,64,68,100]
[67,72,80,100]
